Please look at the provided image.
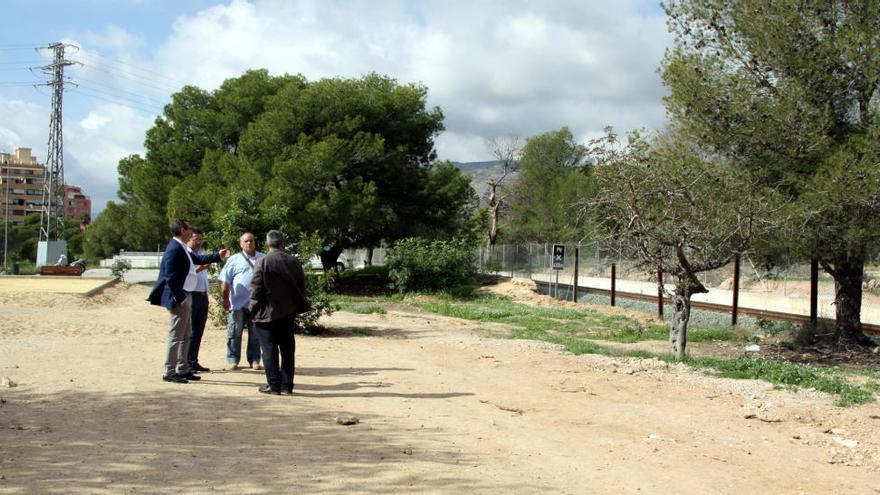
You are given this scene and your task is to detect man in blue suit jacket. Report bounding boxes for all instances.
[148,219,230,383]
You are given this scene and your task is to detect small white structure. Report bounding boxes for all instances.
[100,251,164,269]
[36,240,67,267]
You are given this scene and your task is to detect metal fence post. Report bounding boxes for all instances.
[810,257,818,327]
[732,253,740,326]
[573,246,579,303]
[611,263,616,307]
[657,269,664,319]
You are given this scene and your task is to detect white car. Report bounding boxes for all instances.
[305,254,348,273]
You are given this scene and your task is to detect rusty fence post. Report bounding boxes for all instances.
[611,263,616,307]
[573,246,579,303]
[810,257,819,327]
[732,253,740,326]
[657,269,664,319]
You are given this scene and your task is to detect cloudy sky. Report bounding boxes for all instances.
[0,0,672,215]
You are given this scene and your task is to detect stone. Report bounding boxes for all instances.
[0,377,16,388]
[335,416,359,426]
[833,436,859,449]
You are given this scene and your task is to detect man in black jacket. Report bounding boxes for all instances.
[248,230,310,395]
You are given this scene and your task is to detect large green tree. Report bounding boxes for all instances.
[661,0,880,343]
[503,127,595,243]
[87,70,476,264]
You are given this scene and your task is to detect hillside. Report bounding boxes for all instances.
[451,160,519,204]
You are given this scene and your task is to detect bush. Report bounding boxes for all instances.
[110,258,132,281]
[385,238,477,293]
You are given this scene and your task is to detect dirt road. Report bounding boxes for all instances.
[1,284,879,494]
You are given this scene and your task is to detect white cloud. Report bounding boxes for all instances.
[148,0,671,165]
[0,99,48,158]
[4,0,675,216]
[65,103,153,213]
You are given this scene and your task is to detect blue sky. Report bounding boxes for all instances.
[0,0,672,215]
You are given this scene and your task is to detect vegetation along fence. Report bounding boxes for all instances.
[477,243,880,334]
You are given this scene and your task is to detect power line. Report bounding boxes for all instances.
[0,43,51,48]
[79,63,180,96]
[71,85,165,115]
[76,51,189,88]
[74,75,170,107]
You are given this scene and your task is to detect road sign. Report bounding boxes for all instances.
[552,244,565,270]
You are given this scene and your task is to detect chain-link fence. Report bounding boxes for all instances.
[477,243,880,329]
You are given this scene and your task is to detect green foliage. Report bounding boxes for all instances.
[503,127,596,243]
[661,0,880,339]
[95,70,474,267]
[334,302,387,315]
[110,258,132,281]
[407,294,732,345]
[4,214,40,262]
[686,357,875,407]
[385,238,477,293]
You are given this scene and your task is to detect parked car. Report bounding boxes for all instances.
[304,254,348,273]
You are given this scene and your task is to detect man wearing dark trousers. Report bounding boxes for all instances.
[186,228,212,373]
[148,219,230,384]
[248,230,310,395]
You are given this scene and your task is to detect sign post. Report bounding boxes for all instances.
[552,244,564,298]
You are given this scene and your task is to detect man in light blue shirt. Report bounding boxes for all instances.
[219,232,265,370]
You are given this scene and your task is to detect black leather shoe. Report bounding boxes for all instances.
[162,374,188,384]
[192,364,211,372]
[258,386,281,395]
[180,372,201,381]
[281,389,294,396]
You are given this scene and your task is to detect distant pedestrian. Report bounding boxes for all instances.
[148,219,230,384]
[248,230,310,395]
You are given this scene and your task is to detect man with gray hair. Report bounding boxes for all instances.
[248,230,310,395]
[219,232,264,370]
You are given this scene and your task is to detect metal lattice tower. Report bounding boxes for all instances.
[39,43,78,242]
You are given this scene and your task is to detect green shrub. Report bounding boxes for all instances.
[385,238,477,293]
[110,258,132,281]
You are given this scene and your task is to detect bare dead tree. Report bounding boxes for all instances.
[485,135,522,259]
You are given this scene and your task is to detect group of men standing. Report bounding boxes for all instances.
[148,219,309,395]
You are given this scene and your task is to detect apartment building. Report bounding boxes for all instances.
[0,147,46,226]
[64,185,92,222]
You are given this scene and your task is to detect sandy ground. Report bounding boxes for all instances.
[1,282,880,494]
[0,276,115,295]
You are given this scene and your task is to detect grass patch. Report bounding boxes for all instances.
[330,292,876,406]
[335,303,387,315]
[408,294,738,346]
[684,356,875,407]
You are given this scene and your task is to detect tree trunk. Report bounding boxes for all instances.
[487,205,499,253]
[828,256,871,345]
[669,291,691,360]
[667,265,707,360]
[320,242,345,271]
[486,183,499,258]
[365,246,373,267]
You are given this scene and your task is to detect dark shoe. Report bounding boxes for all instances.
[162,374,188,384]
[180,372,201,381]
[281,388,294,396]
[192,363,211,372]
[258,386,281,395]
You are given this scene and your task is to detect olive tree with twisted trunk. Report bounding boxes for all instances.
[587,129,780,359]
